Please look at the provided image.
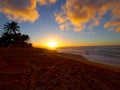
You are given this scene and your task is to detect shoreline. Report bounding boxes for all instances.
[0,48,120,89]
[57,46,120,68]
[56,52,120,70]
[57,50,120,67]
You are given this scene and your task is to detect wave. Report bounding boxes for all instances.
[58,46,120,67]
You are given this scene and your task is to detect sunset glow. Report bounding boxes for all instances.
[48,41,57,48]
[0,1,120,89]
[0,0,120,47]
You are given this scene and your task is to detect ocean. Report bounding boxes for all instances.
[57,46,120,67]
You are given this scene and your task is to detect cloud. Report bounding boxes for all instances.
[55,0,120,32]
[37,0,57,6]
[0,0,57,22]
[0,0,39,22]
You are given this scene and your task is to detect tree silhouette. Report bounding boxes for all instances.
[0,32,13,47]
[3,21,20,35]
[21,34,30,42]
[0,21,32,48]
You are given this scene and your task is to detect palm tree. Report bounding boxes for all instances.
[0,21,32,48]
[3,21,20,35]
[0,32,13,46]
[21,34,30,42]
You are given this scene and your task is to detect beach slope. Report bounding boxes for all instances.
[0,48,120,90]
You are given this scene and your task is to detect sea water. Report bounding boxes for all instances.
[58,46,120,67]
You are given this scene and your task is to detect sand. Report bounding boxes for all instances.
[0,47,120,90]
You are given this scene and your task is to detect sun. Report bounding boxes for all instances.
[48,41,57,48]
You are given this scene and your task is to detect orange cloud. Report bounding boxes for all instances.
[0,0,39,22]
[55,0,120,32]
[0,0,57,22]
[104,19,120,32]
[37,0,57,6]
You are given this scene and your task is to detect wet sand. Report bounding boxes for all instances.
[0,48,120,90]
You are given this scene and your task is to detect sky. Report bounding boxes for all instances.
[0,0,120,47]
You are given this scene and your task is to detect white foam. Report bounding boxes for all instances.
[58,46,120,67]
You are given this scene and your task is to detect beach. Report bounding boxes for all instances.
[0,48,120,90]
[58,46,120,67]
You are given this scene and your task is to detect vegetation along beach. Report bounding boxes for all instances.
[0,0,120,90]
